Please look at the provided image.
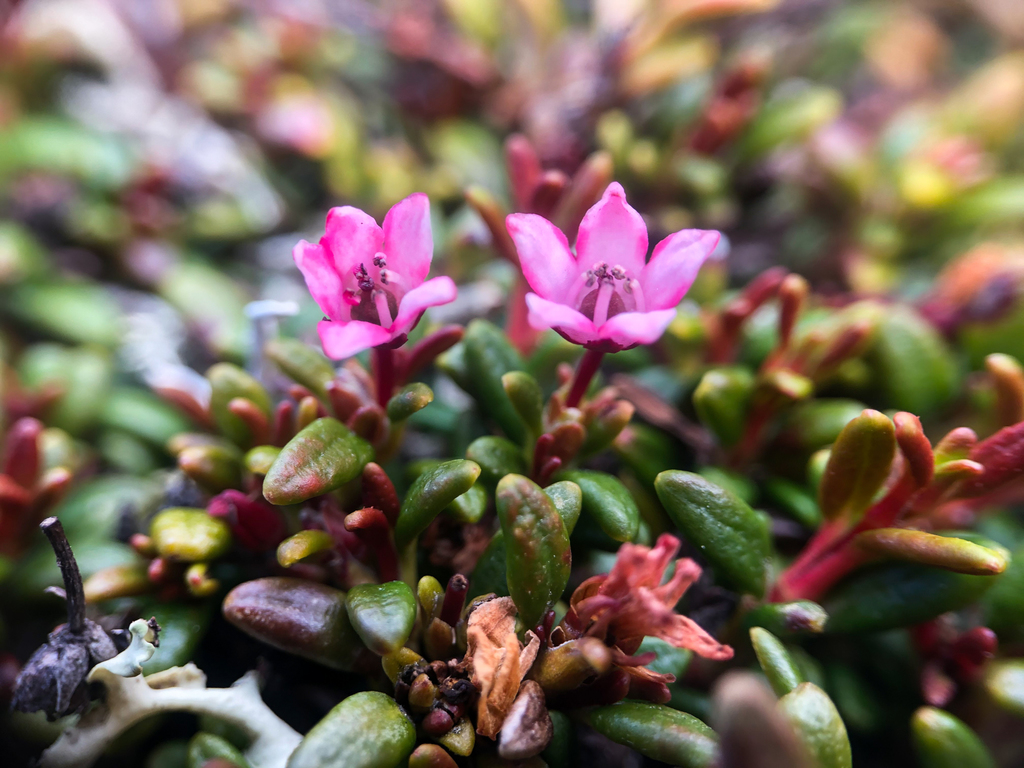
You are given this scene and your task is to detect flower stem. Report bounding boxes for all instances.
[373,346,396,408]
[41,517,85,634]
[566,349,605,408]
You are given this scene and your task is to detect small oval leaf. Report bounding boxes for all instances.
[344,581,416,655]
[263,418,373,505]
[654,470,771,597]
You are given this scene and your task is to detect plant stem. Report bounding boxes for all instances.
[40,517,85,634]
[373,346,396,408]
[566,348,604,408]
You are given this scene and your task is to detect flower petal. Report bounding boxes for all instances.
[641,229,719,310]
[293,240,344,320]
[575,182,648,277]
[525,293,598,345]
[323,205,384,278]
[597,309,676,348]
[391,275,457,336]
[382,192,433,285]
[317,319,396,360]
[507,213,579,300]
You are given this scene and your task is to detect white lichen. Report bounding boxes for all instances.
[41,619,301,768]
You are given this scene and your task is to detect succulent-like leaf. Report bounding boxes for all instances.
[496,474,571,628]
[344,581,416,655]
[778,683,852,768]
[750,628,804,697]
[557,469,640,543]
[286,691,415,768]
[655,470,771,597]
[582,701,719,768]
[395,459,480,548]
[818,409,895,522]
[263,418,373,505]
[854,528,1007,575]
[911,707,996,768]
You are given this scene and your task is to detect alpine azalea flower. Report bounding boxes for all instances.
[293,193,457,360]
[564,533,734,662]
[506,182,720,352]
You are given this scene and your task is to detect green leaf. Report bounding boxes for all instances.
[867,307,959,418]
[277,530,335,567]
[818,409,895,522]
[778,683,852,768]
[744,601,828,637]
[99,387,193,448]
[854,528,1007,575]
[18,343,113,436]
[824,559,1002,633]
[463,319,527,444]
[178,443,243,492]
[502,371,544,435]
[187,733,250,768]
[985,660,1024,717]
[150,508,231,562]
[223,577,368,671]
[263,418,373,505]
[386,383,434,422]
[395,460,481,548]
[557,469,640,543]
[497,474,571,628]
[582,701,718,768]
[469,530,509,599]
[287,691,415,768]
[693,366,754,447]
[654,470,771,597]
[983,543,1024,641]
[466,435,529,487]
[207,363,272,446]
[446,482,488,524]
[470,482,579,602]
[750,628,804,696]
[244,445,281,476]
[911,707,995,768]
[544,481,583,535]
[265,338,336,401]
[345,581,417,655]
[763,477,821,528]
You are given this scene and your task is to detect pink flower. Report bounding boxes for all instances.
[506,183,719,352]
[293,194,457,359]
[565,533,733,661]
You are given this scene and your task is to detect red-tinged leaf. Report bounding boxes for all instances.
[819,410,896,521]
[505,133,542,211]
[934,427,977,465]
[0,474,32,508]
[854,528,1007,575]
[402,325,464,383]
[263,418,374,505]
[33,467,73,513]
[895,412,934,487]
[361,462,399,527]
[986,353,1024,427]
[227,397,270,446]
[960,421,1024,497]
[208,489,285,552]
[2,417,41,488]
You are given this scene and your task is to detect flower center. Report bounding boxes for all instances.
[571,262,645,325]
[344,253,403,327]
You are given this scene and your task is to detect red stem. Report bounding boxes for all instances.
[373,346,396,408]
[566,349,604,408]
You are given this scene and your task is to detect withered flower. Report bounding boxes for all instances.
[11,517,117,720]
[564,533,734,670]
[465,596,541,739]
